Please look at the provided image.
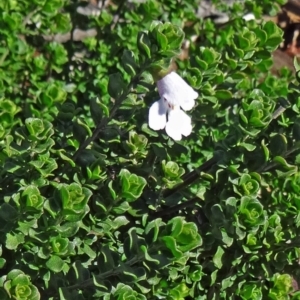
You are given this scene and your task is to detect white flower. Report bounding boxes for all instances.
[148,71,198,141]
[243,13,255,21]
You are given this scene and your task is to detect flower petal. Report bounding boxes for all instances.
[165,108,192,141]
[148,99,167,131]
[243,13,255,21]
[157,72,198,111]
[179,96,196,111]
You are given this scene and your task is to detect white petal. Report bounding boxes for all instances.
[243,13,255,21]
[148,99,167,131]
[165,108,192,141]
[179,96,196,111]
[157,72,198,111]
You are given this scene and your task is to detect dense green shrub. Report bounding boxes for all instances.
[1,0,300,299]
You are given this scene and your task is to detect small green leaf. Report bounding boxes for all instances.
[6,233,24,250]
[239,142,256,151]
[213,246,224,269]
[269,134,287,156]
[195,57,208,70]
[120,169,147,202]
[0,258,6,269]
[239,196,265,227]
[240,283,263,300]
[201,47,220,64]
[163,161,185,178]
[156,31,168,51]
[0,203,18,222]
[90,98,103,125]
[108,73,126,99]
[25,118,44,137]
[161,236,182,259]
[46,255,64,273]
[137,32,151,58]
[73,120,88,144]
[121,50,137,76]
[215,90,232,100]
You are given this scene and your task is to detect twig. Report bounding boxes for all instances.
[271,105,287,120]
[257,146,300,173]
[67,254,144,291]
[72,66,148,162]
[149,196,201,219]
[162,156,217,199]
[157,102,290,217]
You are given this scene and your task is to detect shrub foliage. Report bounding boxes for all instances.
[0,0,300,299]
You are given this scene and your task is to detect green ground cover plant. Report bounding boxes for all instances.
[1,0,300,299]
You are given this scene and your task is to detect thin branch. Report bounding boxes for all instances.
[67,254,144,291]
[271,105,287,120]
[149,196,201,219]
[256,146,300,173]
[161,103,289,199]
[72,66,148,162]
[162,156,217,199]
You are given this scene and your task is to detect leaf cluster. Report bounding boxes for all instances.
[0,0,300,299]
